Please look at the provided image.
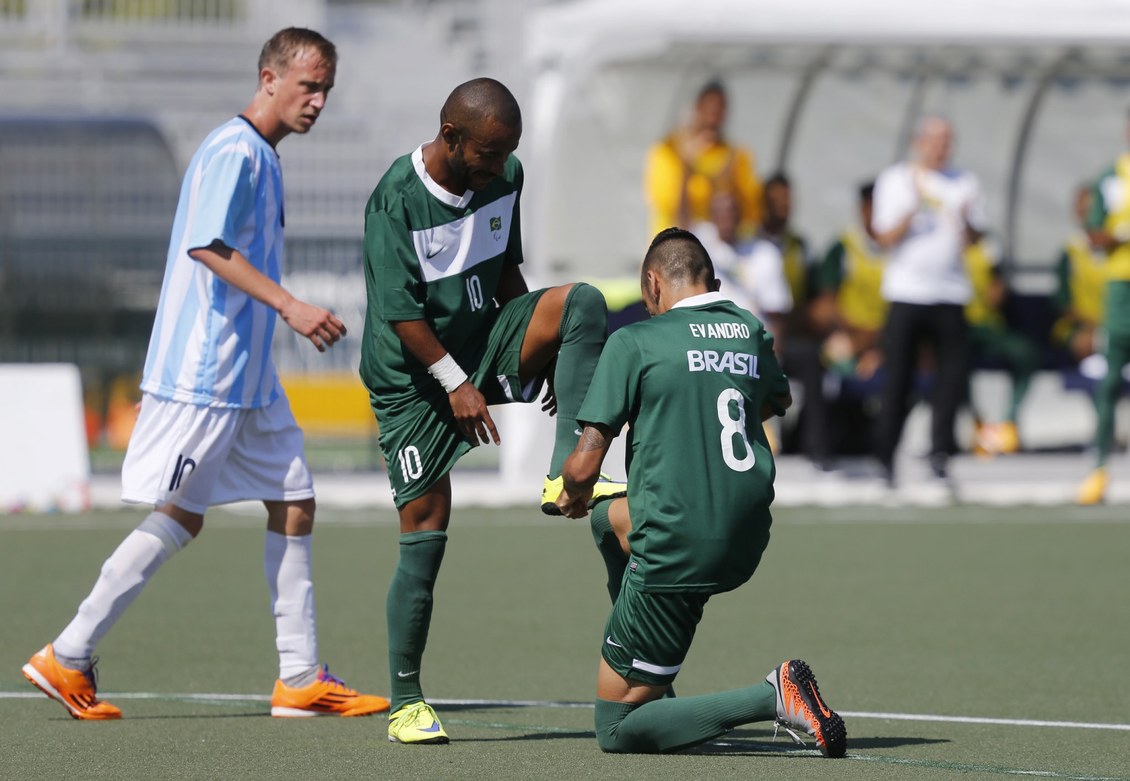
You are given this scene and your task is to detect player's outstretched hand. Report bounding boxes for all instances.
[281,299,346,352]
[449,383,500,446]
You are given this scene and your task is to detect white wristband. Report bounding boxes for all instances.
[427,353,469,393]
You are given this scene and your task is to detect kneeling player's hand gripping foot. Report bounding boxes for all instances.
[22,644,122,720]
[542,473,626,517]
[767,659,847,758]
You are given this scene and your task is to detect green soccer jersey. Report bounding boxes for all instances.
[578,292,790,594]
[360,144,524,399]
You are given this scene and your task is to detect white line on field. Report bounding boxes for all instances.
[839,710,1130,732]
[2,691,1128,732]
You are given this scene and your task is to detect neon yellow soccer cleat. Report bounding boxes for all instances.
[387,701,449,744]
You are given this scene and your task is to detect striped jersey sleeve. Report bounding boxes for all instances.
[140,117,285,408]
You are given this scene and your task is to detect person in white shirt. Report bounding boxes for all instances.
[871,115,988,486]
[693,192,793,341]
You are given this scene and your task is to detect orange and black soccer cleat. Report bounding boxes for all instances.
[270,665,390,717]
[22,644,122,720]
[766,659,846,758]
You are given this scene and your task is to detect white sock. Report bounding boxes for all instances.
[54,511,192,664]
[264,531,318,681]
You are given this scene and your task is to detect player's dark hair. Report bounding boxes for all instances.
[859,180,875,201]
[441,78,522,134]
[765,171,791,190]
[643,228,716,288]
[697,79,727,103]
[258,27,336,77]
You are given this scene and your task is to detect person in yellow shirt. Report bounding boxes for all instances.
[1077,120,1130,504]
[962,238,1041,456]
[1051,185,1108,366]
[807,182,887,462]
[814,181,887,383]
[644,80,762,237]
[758,172,829,467]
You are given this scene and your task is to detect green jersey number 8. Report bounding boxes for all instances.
[716,388,755,472]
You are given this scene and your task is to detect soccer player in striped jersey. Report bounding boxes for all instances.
[362,78,625,744]
[22,28,388,721]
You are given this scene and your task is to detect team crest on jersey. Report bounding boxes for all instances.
[490,216,503,240]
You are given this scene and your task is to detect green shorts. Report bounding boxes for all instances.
[601,575,710,686]
[374,289,546,507]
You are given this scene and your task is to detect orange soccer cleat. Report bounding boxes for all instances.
[766,659,847,758]
[270,665,390,717]
[22,644,122,720]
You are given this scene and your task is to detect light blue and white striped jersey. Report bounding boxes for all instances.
[141,116,285,408]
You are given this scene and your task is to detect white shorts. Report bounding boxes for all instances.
[120,393,315,514]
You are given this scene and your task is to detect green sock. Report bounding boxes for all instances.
[548,283,608,477]
[590,500,627,604]
[386,530,447,711]
[1007,363,1037,425]
[594,682,777,754]
[1094,339,1130,467]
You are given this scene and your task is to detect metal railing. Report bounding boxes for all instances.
[0,0,321,45]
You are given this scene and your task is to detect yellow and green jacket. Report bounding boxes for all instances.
[1051,233,1108,344]
[1089,152,1130,281]
[963,239,1006,330]
[817,228,887,332]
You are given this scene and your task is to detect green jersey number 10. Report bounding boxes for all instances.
[466,275,485,311]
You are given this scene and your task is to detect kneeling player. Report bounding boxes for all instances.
[555,228,847,756]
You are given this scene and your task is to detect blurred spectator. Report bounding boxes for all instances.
[813,181,887,383]
[757,172,831,467]
[644,80,762,236]
[759,172,814,336]
[962,237,1041,456]
[1051,185,1108,365]
[693,192,792,343]
[805,181,887,460]
[871,115,988,487]
[1076,114,1130,505]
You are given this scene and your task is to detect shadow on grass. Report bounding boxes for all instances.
[435,702,592,713]
[689,731,950,756]
[107,711,272,721]
[458,730,596,743]
[843,735,950,749]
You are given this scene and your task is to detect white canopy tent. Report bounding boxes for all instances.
[501,0,1130,488]
[521,0,1130,285]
